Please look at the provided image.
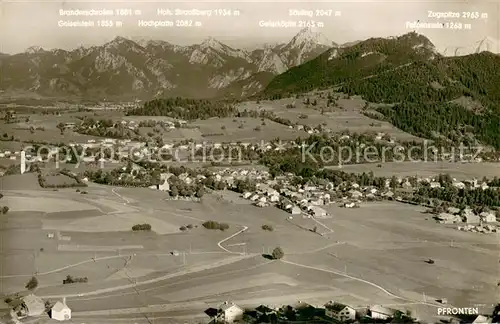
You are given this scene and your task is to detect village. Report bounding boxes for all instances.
[7,132,500,236]
[6,292,491,324]
[1,98,499,324]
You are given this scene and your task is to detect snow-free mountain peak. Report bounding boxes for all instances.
[289,27,334,48]
[274,27,333,69]
[200,37,226,51]
[104,36,144,52]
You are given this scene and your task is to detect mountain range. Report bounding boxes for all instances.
[0,28,334,100]
[1,29,498,101]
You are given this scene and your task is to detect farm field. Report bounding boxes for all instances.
[1,174,495,323]
[237,97,421,141]
[329,161,500,180]
[1,113,100,144]
[191,117,305,143]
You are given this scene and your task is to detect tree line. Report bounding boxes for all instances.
[127,97,236,120]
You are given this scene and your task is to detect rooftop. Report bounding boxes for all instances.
[325,302,348,312]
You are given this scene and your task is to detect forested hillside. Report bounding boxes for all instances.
[261,32,500,149]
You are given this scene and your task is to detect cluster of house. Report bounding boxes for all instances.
[457,224,499,234]
[277,184,331,218]
[149,168,272,194]
[241,183,281,208]
[205,300,406,323]
[433,178,491,191]
[11,294,71,322]
[240,178,400,217]
[206,299,495,324]
[0,149,21,160]
[436,206,497,228]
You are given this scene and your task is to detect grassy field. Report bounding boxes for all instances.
[191,117,305,143]
[43,174,78,187]
[297,202,499,308]
[0,173,40,189]
[329,161,500,180]
[238,96,421,141]
[0,166,497,323]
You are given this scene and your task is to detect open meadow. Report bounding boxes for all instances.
[330,161,500,180]
[237,96,422,141]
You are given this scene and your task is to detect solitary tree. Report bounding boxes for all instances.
[271,247,284,260]
[195,188,204,198]
[2,206,9,214]
[56,122,65,135]
[25,276,38,290]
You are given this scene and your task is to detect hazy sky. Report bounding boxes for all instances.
[0,0,497,53]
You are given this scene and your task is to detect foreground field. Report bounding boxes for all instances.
[0,175,497,323]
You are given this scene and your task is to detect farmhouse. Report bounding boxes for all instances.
[324,301,356,321]
[430,182,441,188]
[464,213,480,224]
[437,213,461,224]
[242,192,252,199]
[368,305,396,320]
[254,201,268,207]
[480,211,496,223]
[289,206,301,215]
[50,298,71,321]
[207,301,243,323]
[349,190,363,199]
[16,294,45,317]
[255,305,276,317]
[308,206,327,217]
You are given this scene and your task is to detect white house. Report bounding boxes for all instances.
[254,201,268,208]
[324,301,356,322]
[289,206,301,215]
[51,298,71,321]
[269,194,280,203]
[242,192,252,199]
[368,305,395,320]
[217,301,244,323]
[309,206,327,218]
[430,182,441,188]
[472,315,492,324]
[437,212,461,224]
[480,211,497,223]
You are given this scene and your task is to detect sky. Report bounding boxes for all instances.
[0,0,498,54]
